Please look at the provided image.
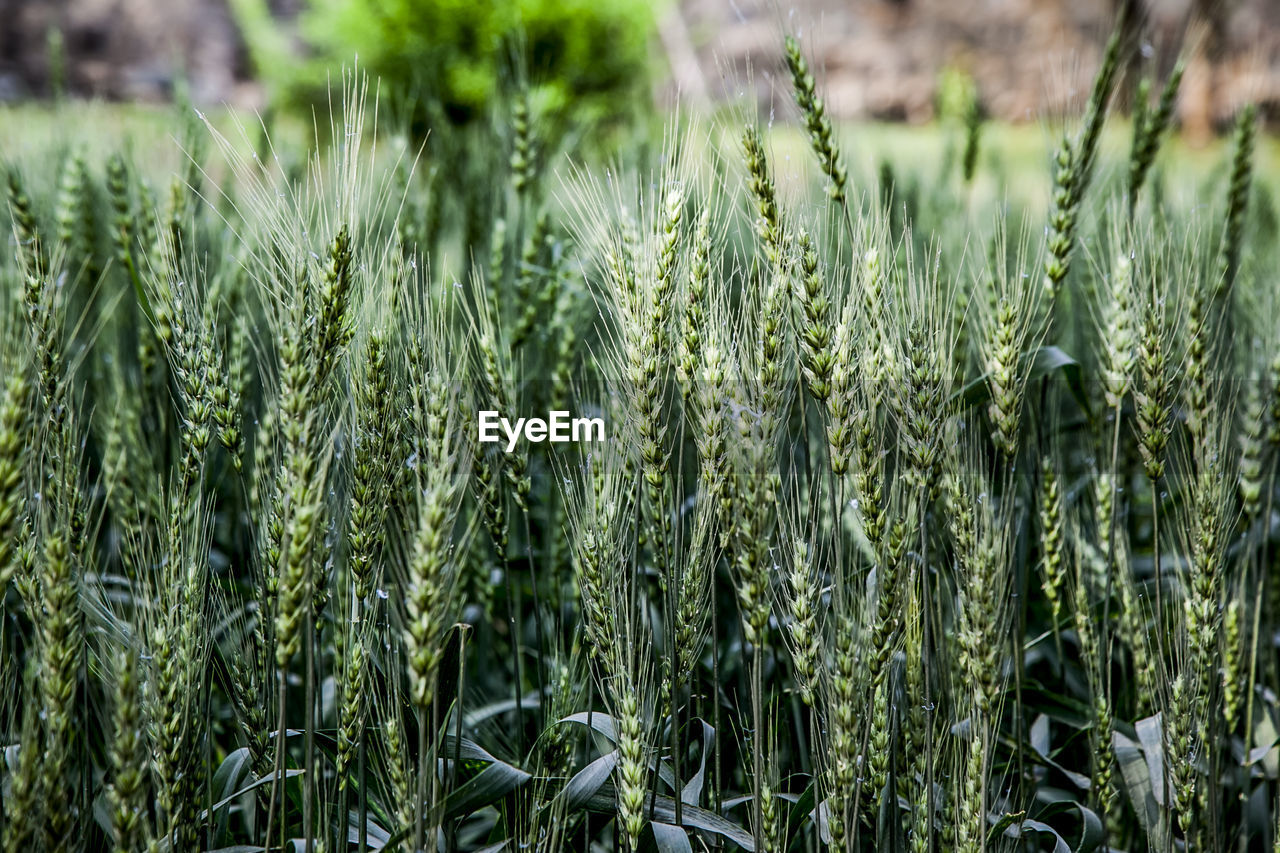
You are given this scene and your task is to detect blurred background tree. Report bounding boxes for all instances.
[226,0,660,265]
[230,0,655,136]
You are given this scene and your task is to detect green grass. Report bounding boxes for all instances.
[6,100,1272,206]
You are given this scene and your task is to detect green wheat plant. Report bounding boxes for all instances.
[0,16,1277,853]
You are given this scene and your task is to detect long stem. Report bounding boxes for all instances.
[415,705,427,853]
[920,495,935,853]
[710,564,723,852]
[1241,574,1265,853]
[751,647,764,852]
[830,473,852,848]
[304,611,316,853]
[670,656,683,827]
[520,508,547,731]
[1097,407,1124,846]
[1004,458,1027,795]
[501,546,526,753]
[585,690,595,853]
[848,675,880,841]
[1258,464,1278,698]
[337,593,356,853]
[431,679,442,848]
[357,732,368,853]
[1246,464,1274,751]
[1151,475,1172,853]
[979,713,989,853]
[1103,405,1123,635]
[667,489,684,828]
[337,743,349,847]
[204,650,214,852]
[446,628,467,853]
[266,677,288,853]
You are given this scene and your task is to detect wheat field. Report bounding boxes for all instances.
[0,16,1277,853]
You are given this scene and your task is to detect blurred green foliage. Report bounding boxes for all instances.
[232,0,655,132]
[936,65,978,123]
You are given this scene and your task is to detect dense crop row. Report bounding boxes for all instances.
[0,18,1275,853]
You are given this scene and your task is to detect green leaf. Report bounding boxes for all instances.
[443,759,531,818]
[344,811,392,848]
[462,691,543,727]
[681,719,715,806]
[563,750,617,811]
[440,734,508,764]
[1018,819,1071,853]
[582,787,754,850]
[560,710,619,744]
[953,345,1092,420]
[1134,715,1167,806]
[1114,719,1172,848]
[785,782,817,852]
[1029,800,1105,852]
[209,747,254,841]
[1074,804,1106,852]
[1029,714,1092,789]
[987,810,1025,846]
[651,822,693,853]
[201,769,303,820]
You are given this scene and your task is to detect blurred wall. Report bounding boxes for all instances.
[673,0,1280,136]
[0,0,254,104]
[3,0,1276,139]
